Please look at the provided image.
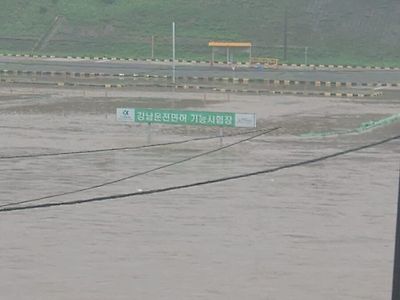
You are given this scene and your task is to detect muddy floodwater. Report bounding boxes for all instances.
[0,86,399,300]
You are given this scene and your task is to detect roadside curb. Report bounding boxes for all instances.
[0,78,384,98]
[209,88,383,98]
[1,69,398,88]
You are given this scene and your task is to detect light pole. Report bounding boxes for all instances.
[172,22,176,84]
[283,7,288,61]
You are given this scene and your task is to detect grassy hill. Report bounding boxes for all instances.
[0,0,399,66]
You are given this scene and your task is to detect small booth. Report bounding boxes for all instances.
[251,57,279,69]
[208,41,252,65]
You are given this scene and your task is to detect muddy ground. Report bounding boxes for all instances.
[0,84,399,300]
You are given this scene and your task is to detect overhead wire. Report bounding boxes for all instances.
[0,127,279,209]
[0,128,267,160]
[1,133,398,213]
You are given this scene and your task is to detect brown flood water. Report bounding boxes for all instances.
[0,86,399,299]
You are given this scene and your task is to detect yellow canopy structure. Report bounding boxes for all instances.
[208,41,252,48]
[208,41,252,65]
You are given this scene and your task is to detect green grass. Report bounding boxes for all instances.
[0,0,399,66]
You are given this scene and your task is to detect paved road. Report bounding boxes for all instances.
[1,56,400,83]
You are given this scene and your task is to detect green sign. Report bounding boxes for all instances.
[117,108,256,128]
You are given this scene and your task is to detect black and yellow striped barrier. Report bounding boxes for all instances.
[1,69,398,89]
[0,77,384,98]
[1,52,399,71]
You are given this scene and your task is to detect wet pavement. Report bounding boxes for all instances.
[2,56,400,83]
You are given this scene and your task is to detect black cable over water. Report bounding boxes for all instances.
[0,128,279,209]
[1,134,398,213]
[0,128,267,160]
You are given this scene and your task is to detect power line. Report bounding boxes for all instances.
[0,128,266,160]
[0,128,279,209]
[1,133,398,213]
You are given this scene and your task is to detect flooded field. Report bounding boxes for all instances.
[0,85,399,299]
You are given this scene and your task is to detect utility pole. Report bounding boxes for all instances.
[172,22,176,84]
[392,168,400,300]
[151,35,154,59]
[283,7,288,61]
[305,46,308,65]
[249,45,252,64]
